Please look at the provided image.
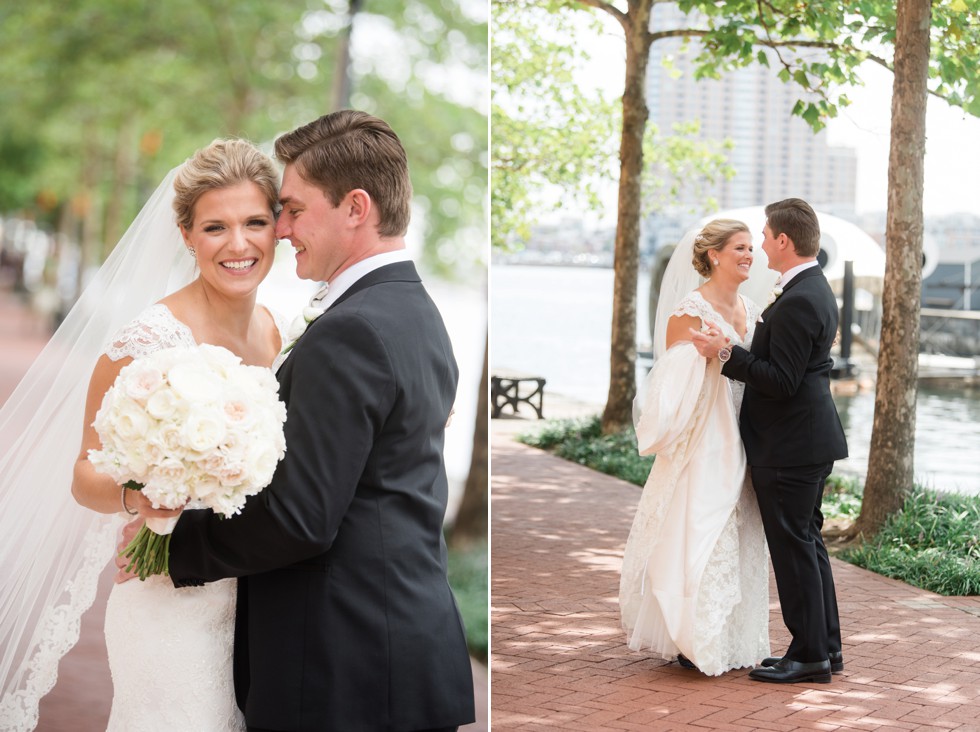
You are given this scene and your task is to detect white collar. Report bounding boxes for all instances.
[778,260,819,288]
[310,250,412,309]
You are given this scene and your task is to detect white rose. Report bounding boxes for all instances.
[182,410,227,452]
[143,475,188,510]
[120,445,150,479]
[157,422,185,453]
[123,363,165,402]
[146,387,180,419]
[285,314,309,343]
[140,432,167,466]
[113,398,151,441]
[223,396,255,427]
[248,446,280,487]
[154,457,187,484]
[217,461,248,487]
[198,451,227,475]
[191,473,222,500]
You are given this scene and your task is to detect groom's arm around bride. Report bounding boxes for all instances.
[164,111,475,731]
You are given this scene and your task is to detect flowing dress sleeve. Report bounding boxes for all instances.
[633,343,706,456]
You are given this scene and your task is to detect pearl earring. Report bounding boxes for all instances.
[187,247,196,257]
[712,258,719,266]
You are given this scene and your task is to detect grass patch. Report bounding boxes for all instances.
[448,541,488,663]
[521,415,980,596]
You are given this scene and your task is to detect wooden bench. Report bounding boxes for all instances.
[491,371,546,419]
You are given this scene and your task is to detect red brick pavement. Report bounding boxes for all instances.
[1,290,488,731]
[491,437,980,731]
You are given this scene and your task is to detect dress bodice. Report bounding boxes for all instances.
[670,291,762,414]
[103,303,290,363]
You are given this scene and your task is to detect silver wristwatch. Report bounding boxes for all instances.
[717,346,732,363]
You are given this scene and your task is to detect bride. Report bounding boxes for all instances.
[0,139,286,730]
[619,218,772,675]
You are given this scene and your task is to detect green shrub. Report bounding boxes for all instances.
[823,474,864,521]
[518,415,654,487]
[840,488,980,596]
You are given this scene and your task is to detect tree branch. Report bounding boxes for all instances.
[572,0,628,32]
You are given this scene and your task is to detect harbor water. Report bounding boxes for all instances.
[492,263,980,494]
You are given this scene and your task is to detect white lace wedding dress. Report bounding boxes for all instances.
[620,292,770,676]
[101,303,285,731]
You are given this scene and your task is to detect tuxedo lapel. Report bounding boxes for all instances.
[761,265,824,318]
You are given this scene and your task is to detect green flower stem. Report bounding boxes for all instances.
[120,525,172,580]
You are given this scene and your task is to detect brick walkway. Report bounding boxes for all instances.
[491,434,980,731]
[0,290,487,731]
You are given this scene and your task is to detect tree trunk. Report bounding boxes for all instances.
[102,117,138,259]
[330,0,363,111]
[854,0,931,537]
[601,0,653,435]
[451,335,489,548]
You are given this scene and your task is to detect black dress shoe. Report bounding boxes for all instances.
[749,658,832,684]
[676,653,696,669]
[762,651,843,674]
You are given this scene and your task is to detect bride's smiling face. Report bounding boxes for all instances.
[714,231,753,282]
[181,182,277,299]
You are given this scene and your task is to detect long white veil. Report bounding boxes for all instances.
[0,168,196,730]
[652,221,778,358]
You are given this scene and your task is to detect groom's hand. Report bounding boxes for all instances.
[689,321,730,359]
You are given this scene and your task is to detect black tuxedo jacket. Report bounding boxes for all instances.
[722,266,848,467]
[169,261,475,731]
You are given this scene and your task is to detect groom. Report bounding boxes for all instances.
[163,111,474,730]
[692,198,848,684]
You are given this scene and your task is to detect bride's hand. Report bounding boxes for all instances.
[114,493,185,583]
[126,489,186,521]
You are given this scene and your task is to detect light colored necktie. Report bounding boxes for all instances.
[309,282,330,308]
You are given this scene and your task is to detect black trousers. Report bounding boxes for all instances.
[751,462,842,663]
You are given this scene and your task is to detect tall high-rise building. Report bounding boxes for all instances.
[646,6,857,218]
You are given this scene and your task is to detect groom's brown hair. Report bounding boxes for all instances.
[765,198,820,257]
[275,110,412,238]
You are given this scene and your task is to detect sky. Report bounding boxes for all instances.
[573,18,980,219]
[825,61,980,217]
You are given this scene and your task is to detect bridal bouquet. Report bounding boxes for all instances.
[89,344,287,579]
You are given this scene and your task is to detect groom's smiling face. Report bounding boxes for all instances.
[277,164,355,283]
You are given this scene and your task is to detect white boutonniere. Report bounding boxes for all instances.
[765,286,784,308]
[281,306,325,355]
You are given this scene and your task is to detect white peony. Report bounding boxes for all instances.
[167,361,221,403]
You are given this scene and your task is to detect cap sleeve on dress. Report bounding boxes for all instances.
[103,304,196,361]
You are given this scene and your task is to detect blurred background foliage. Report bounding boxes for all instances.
[0,0,487,278]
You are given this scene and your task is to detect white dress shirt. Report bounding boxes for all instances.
[778,260,820,289]
[309,249,413,309]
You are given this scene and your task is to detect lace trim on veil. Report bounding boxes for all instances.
[0,514,122,731]
[0,167,195,730]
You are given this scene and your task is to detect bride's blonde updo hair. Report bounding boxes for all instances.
[692,218,750,277]
[172,139,279,230]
